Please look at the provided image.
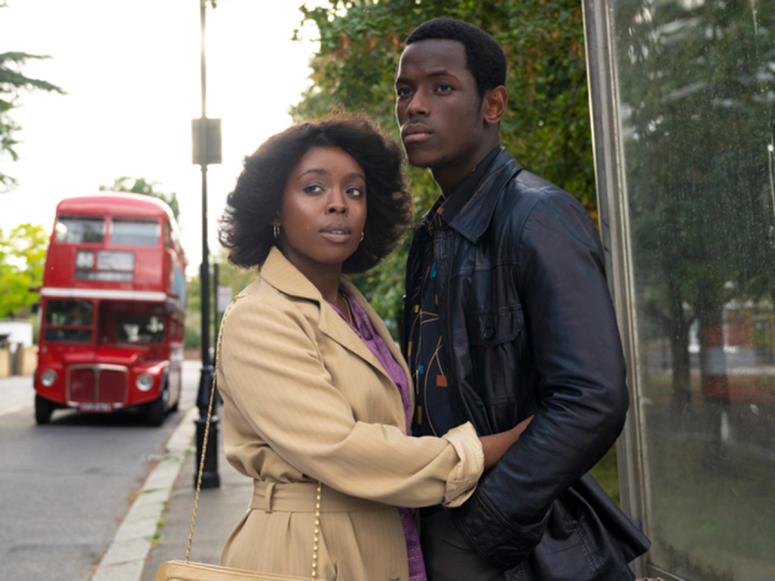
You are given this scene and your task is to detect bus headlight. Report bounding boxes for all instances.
[40,369,57,387]
[136,373,154,392]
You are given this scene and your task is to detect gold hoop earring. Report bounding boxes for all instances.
[273,224,280,239]
[359,232,365,243]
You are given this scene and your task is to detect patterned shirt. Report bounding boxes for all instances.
[407,147,501,439]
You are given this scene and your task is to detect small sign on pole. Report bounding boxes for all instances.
[216,286,231,313]
[192,117,222,165]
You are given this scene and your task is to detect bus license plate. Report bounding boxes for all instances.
[78,402,113,413]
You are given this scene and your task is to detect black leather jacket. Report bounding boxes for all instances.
[403,150,649,579]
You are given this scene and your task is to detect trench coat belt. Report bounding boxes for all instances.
[251,480,390,514]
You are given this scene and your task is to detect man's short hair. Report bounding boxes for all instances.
[406,17,506,97]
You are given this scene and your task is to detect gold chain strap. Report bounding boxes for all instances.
[184,369,217,562]
[311,482,322,578]
[183,303,321,578]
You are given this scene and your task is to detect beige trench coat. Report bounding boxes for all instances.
[216,248,483,581]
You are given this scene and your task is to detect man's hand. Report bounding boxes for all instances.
[479,415,534,470]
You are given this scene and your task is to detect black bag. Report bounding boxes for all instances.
[506,474,650,581]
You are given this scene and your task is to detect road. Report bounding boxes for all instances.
[0,360,201,581]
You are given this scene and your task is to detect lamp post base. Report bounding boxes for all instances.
[193,363,220,489]
[193,415,220,489]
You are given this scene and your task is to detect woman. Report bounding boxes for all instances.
[217,117,529,581]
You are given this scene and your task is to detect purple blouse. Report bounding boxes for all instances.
[329,290,427,581]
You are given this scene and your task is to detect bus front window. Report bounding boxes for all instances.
[99,302,166,345]
[117,314,165,344]
[44,300,94,343]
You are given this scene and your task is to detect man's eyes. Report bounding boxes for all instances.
[395,84,453,97]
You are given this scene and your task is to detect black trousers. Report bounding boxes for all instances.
[420,508,506,581]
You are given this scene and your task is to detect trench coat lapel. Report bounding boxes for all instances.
[341,278,414,407]
[259,248,402,388]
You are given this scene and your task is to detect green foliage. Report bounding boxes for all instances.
[185,274,202,349]
[589,446,620,506]
[216,251,257,295]
[184,249,257,349]
[0,223,47,318]
[0,4,65,190]
[99,176,181,220]
[293,0,594,329]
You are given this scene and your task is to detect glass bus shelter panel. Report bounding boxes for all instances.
[608,1,775,578]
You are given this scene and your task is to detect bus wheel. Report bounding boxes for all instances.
[35,395,55,425]
[145,394,166,427]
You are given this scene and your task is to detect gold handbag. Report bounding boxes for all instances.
[155,374,320,581]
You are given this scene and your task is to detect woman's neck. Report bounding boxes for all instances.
[310,272,341,304]
[278,246,342,303]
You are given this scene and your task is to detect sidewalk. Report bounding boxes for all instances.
[140,416,253,581]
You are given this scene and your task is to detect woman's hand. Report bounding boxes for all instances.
[479,415,534,470]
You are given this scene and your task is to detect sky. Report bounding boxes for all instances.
[0,0,323,275]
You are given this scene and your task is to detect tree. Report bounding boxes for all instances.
[100,176,180,221]
[1,3,65,190]
[0,223,47,318]
[293,0,593,330]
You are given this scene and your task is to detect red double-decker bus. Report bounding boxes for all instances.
[33,193,187,425]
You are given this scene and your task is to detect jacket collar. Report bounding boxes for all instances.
[444,149,522,243]
[260,246,322,302]
[260,247,411,396]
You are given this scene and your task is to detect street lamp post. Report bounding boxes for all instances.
[192,0,221,489]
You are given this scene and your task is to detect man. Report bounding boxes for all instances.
[395,18,650,580]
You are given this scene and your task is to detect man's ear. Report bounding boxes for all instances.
[482,85,507,125]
